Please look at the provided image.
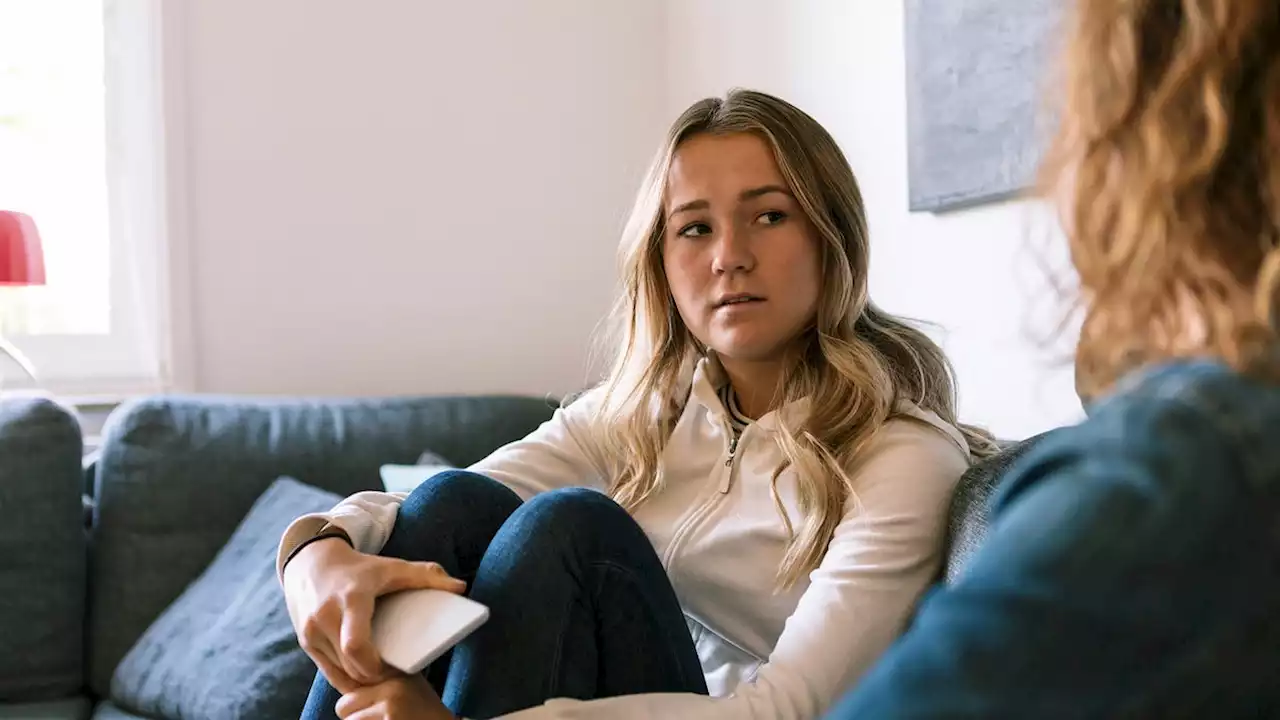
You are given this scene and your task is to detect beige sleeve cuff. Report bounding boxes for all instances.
[276,514,344,582]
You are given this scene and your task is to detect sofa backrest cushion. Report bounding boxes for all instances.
[944,431,1055,584]
[86,394,556,697]
[0,397,85,701]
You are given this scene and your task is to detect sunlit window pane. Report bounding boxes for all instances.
[0,0,111,336]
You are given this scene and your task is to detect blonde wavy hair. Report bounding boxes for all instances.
[589,89,997,588]
[1042,0,1280,399]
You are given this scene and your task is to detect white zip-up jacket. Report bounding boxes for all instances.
[278,357,970,719]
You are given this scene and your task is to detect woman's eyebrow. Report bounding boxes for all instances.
[667,185,793,222]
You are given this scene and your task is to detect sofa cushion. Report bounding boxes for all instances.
[380,449,457,493]
[0,398,85,701]
[944,431,1053,583]
[111,477,340,720]
[87,394,555,696]
[87,702,145,720]
[0,697,91,720]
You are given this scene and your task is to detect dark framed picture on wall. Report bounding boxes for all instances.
[904,0,1062,213]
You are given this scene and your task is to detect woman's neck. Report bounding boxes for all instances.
[718,357,785,420]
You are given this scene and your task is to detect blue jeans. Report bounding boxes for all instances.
[826,361,1280,718]
[300,471,707,719]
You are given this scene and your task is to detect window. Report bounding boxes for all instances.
[0,0,169,394]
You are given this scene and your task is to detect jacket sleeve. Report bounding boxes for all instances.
[494,419,970,720]
[276,391,612,576]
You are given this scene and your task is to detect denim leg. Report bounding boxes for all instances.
[445,487,707,719]
[300,470,522,720]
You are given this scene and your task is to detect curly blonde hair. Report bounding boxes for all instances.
[1042,0,1280,399]
[591,89,997,588]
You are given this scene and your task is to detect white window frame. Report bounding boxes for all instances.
[3,0,183,396]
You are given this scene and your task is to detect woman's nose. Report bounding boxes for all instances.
[711,225,755,275]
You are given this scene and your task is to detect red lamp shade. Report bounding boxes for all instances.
[0,211,47,287]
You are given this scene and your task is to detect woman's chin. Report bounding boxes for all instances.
[707,337,788,365]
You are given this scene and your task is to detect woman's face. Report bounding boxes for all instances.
[662,132,822,366]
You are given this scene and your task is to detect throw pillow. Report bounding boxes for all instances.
[110,477,340,720]
[379,449,457,494]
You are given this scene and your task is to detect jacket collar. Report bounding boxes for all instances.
[687,353,809,432]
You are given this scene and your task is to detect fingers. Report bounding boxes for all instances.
[377,559,467,595]
[289,551,465,705]
[334,690,372,720]
[299,601,355,687]
[310,633,360,695]
[336,677,428,720]
[339,590,385,684]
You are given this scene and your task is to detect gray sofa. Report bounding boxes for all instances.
[0,393,1026,720]
[1,393,560,719]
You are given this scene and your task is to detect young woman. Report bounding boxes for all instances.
[279,89,994,720]
[828,0,1280,716]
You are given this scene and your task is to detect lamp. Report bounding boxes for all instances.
[0,210,47,380]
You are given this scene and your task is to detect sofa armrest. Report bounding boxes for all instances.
[85,393,556,697]
[0,397,86,703]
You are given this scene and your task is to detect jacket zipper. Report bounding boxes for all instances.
[719,430,740,493]
[660,417,742,568]
[725,433,740,467]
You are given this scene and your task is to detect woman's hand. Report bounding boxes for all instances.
[336,674,455,720]
[282,536,467,691]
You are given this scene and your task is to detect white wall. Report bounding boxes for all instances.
[168,0,666,398]
[666,0,1083,438]
[165,0,1081,437]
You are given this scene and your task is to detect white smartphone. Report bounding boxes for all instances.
[370,588,490,674]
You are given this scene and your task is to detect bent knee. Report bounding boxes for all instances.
[396,470,520,533]
[516,487,629,529]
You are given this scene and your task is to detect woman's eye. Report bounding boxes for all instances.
[678,222,711,238]
[757,210,787,225]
